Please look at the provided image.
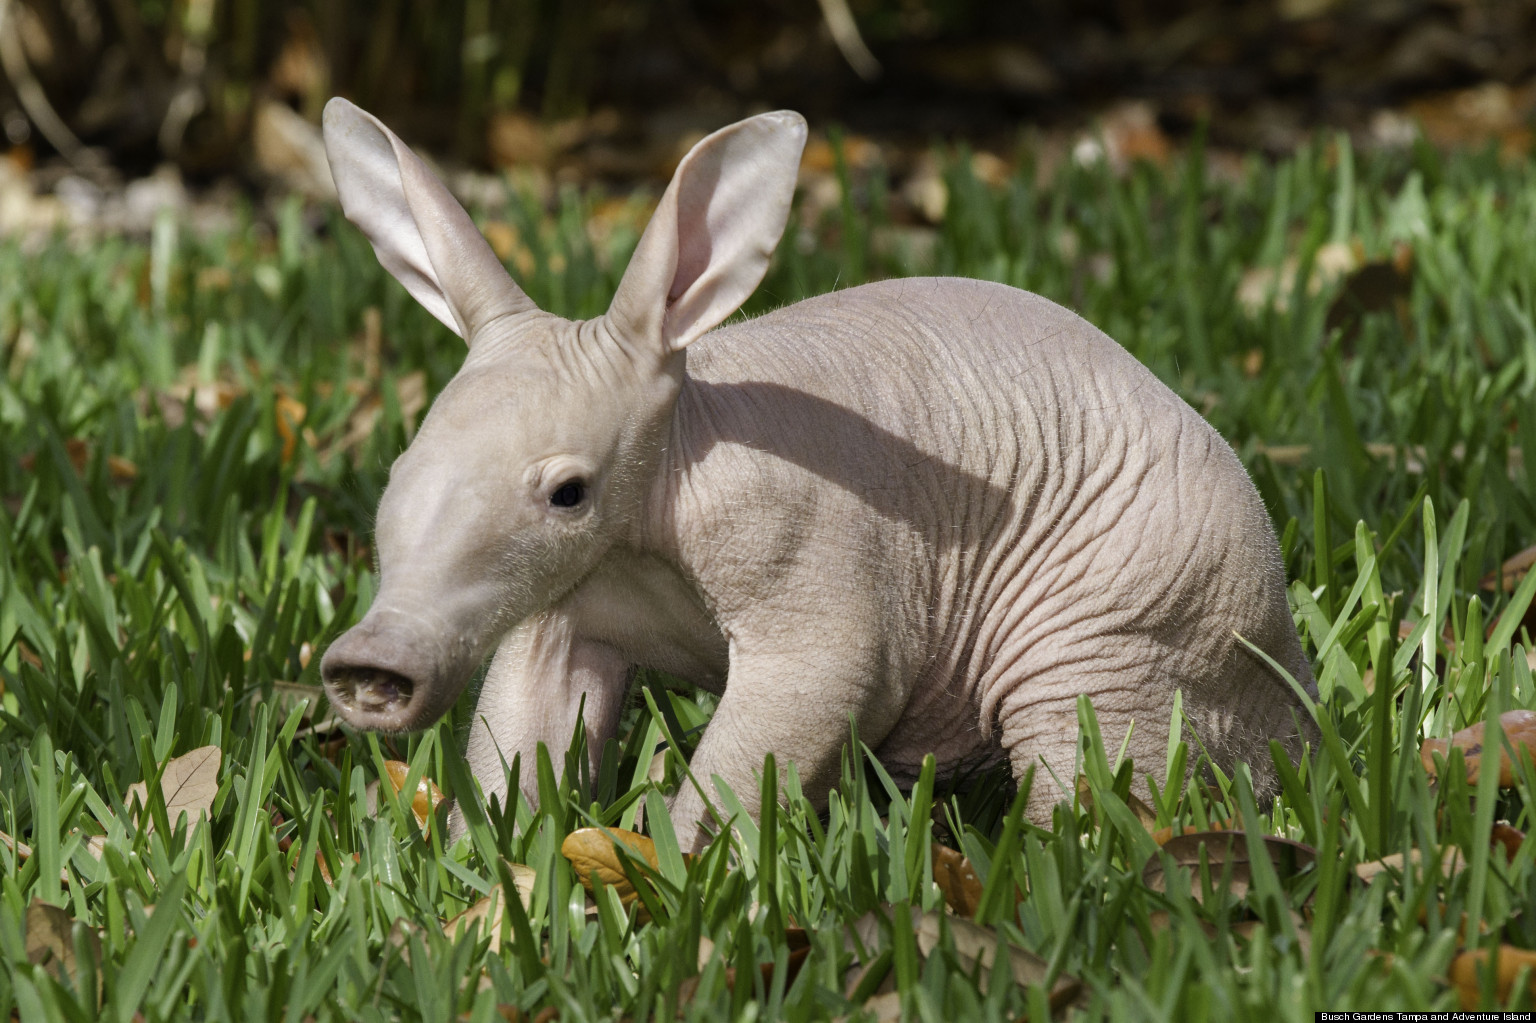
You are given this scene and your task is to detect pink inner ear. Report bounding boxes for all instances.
[604,110,805,354]
[668,167,723,305]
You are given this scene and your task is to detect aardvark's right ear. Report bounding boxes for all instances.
[322,98,535,342]
[606,110,806,355]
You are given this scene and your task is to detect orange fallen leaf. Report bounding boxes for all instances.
[1420,710,1536,787]
[1151,818,1239,846]
[1492,823,1526,860]
[1449,945,1536,1009]
[1415,902,1490,945]
[297,847,360,885]
[932,842,982,917]
[382,761,444,831]
[495,1007,560,1023]
[275,395,307,463]
[561,827,658,900]
[106,455,137,481]
[64,438,89,474]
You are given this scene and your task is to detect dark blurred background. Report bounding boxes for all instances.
[4,0,1536,193]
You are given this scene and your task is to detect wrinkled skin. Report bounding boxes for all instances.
[319,99,1316,849]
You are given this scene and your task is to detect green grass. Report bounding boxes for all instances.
[2,131,1536,1020]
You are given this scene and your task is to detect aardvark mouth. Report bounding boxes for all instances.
[325,666,415,716]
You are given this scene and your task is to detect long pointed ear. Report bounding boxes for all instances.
[322,98,536,342]
[607,111,806,353]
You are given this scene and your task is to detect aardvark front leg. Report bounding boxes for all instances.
[666,631,905,852]
[450,610,630,836]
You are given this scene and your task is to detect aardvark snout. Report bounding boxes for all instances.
[325,664,414,717]
[320,608,467,733]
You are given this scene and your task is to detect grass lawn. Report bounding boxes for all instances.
[2,131,1536,1020]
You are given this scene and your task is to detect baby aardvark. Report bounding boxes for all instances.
[318,98,1315,847]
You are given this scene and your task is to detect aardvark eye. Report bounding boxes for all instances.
[550,480,586,508]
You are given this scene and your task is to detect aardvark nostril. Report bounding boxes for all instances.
[326,667,415,714]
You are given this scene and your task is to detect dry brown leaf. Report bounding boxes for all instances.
[486,111,554,168]
[1420,710,1536,787]
[146,371,241,430]
[1482,545,1536,592]
[444,866,535,953]
[931,842,982,918]
[106,455,137,481]
[1146,910,1218,938]
[1450,945,1536,1009]
[482,222,536,277]
[844,910,884,960]
[1241,349,1264,378]
[1492,823,1526,860]
[268,13,326,101]
[1,829,35,862]
[1354,845,1464,884]
[1323,250,1413,351]
[725,945,809,998]
[382,761,445,831]
[257,680,329,723]
[842,944,897,1000]
[1151,818,1239,846]
[448,885,511,952]
[914,910,1080,1008]
[675,928,811,1008]
[1231,911,1312,959]
[1074,774,1159,832]
[125,745,221,833]
[383,917,420,966]
[508,864,536,908]
[1407,82,1536,158]
[494,1007,560,1023]
[561,827,658,906]
[326,370,429,462]
[309,849,360,885]
[275,395,307,463]
[63,438,88,474]
[585,197,652,259]
[1256,442,1524,478]
[0,828,65,887]
[799,134,883,176]
[1144,831,1316,903]
[1237,241,1358,317]
[860,991,903,1022]
[26,900,100,990]
[841,907,1076,1009]
[1414,903,1490,945]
